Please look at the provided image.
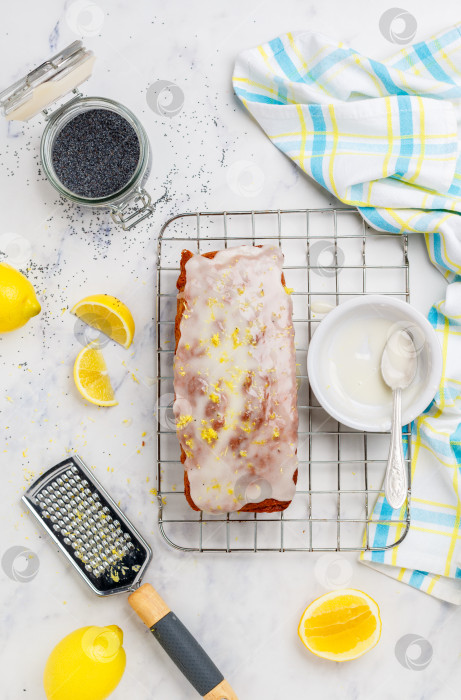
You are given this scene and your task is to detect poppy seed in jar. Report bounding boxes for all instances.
[51,108,141,199]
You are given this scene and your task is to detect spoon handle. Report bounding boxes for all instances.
[384,388,408,510]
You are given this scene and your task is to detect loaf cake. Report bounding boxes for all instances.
[173,245,298,514]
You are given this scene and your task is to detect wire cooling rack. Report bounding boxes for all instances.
[156,208,411,552]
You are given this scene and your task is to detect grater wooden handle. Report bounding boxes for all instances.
[128,580,170,627]
[204,680,239,700]
[128,584,238,699]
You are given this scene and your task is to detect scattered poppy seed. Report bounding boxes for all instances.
[51,108,140,199]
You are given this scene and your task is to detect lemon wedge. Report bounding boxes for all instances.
[44,625,126,700]
[298,588,381,662]
[71,294,135,348]
[74,345,117,407]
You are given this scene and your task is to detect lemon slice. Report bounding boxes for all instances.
[74,345,117,407]
[298,588,381,661]
[71,294,135,348]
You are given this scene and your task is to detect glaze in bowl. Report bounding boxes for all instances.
[307,295,443,432]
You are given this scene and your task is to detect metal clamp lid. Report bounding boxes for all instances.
[110,188,156,231]
[0,41,95,121]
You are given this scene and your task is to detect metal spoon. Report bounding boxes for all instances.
[381,329,417,509]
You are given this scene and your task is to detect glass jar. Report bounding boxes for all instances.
[0,42,155,230]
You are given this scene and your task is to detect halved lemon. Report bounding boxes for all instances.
[298,589,381,662]
[71,294,135,349]
[73,345,117,407]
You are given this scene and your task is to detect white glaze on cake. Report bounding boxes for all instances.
[173,245,298,514]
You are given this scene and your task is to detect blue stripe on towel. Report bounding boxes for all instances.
[308,105,328,188]
[409,570,428,589]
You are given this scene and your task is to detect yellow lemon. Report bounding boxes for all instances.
[298,589,381,662]
[43,625,126,700]
[74,345,117,406]
[71,294,135,348]
[0,262,41,332]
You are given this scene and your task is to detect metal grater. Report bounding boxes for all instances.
[22,455,152,596]
[23,455,239,699]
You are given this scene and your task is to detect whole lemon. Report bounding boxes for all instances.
[0,262,41,332]
[43,625,126,700]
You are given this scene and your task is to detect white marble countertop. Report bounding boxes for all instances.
[1,1,461,698]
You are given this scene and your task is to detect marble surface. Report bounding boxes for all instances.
[1,1,461,698]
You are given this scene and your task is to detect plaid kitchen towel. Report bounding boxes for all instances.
[233,24,461,604]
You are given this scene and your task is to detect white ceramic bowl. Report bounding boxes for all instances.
[307,295,443,432]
